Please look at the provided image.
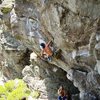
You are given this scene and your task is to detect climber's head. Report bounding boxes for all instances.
[40,43,45,49]
[59,85,64,90]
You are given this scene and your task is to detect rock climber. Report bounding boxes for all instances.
[40,40,53,61]
[58,85,68,100]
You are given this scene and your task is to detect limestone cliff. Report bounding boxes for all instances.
[0,0,100,100]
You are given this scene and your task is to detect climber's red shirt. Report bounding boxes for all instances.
[43,44,53,56]
[58,89,66,97]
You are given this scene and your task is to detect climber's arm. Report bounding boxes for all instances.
[47,40,52,46]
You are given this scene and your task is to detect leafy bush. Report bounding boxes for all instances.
[4,80,15,92]
[0,86,6,95]
[0,79,38,100]
[0,86,8,99]
[7,87,30,100]
[0,98,6,100]
[31,90,40,99]
[1,7,12,14]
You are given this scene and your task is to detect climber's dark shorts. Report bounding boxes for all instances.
[58,96,67,100]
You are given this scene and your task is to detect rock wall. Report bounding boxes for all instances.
[22,59,79,99]
[0,0,100,100]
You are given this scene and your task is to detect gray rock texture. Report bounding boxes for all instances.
[0,0,100,100]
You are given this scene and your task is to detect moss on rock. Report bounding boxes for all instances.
[1,7,12,14]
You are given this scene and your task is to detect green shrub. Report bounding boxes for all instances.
[7,87,29,100]
[0,79,32,100]
[31,90,40,99]
[14,79,27,88]
[4,80,15,92]
[0,85,8,99]
[0,86,6,95]
[0,98,6,100]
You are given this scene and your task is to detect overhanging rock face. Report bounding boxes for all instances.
[0,0,100,100]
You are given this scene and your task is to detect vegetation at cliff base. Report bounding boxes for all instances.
[0,79,40,100]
